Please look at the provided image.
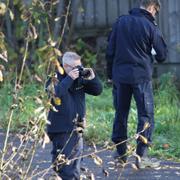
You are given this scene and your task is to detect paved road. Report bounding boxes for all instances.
[0,131,180,180]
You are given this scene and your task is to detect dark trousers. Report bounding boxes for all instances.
[112,81,154,157]
[48,131,83,180]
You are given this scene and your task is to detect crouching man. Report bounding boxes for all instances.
[45,52,102,180]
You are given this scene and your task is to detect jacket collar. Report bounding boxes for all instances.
[129,8,156,24]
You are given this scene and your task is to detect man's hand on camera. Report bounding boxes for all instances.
[68,69,79,80]
[83,68,95,80]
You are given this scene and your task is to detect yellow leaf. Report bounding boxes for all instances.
[38,45,49,52]
[54,48,62,57]
[54,59,64,75]
[9,9,14,20]
[53,97,61,105]
[143,122,150,130]
[57,65,64,75]
[0,70,3,82]
[0,3,7,16]
[28,23,38,40]
[0,51,8,62]
[139,135,148,144]
[0,32,5,39]
[91,154,103,166]
[21,9,31,22]
[48,38,57,47]
[0,65,5,70]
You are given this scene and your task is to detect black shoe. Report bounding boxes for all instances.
[112,150,127,164]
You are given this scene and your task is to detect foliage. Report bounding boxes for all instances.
[74,39,97,67]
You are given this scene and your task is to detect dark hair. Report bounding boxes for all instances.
[140,0,161,9]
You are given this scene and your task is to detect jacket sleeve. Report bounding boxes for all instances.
[55,76,74,97]
[152,27,168,63]
[82,75,103,96]
[106,21,118,79]
[45,75,74,97]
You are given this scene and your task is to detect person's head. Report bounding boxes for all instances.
[140,0,161,17]
[62,52,82,74]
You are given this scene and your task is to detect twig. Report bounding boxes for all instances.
[17,39,29,86]
[57,0,72,48]
[0,110,14,173]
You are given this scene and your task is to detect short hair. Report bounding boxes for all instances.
[140,0,161,9]
[62,52,81,66]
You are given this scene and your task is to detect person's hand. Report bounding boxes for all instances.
[83,68,95,80]
[68,68,79,80]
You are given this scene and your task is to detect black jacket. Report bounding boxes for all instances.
[106,8,168,84]
[45,72,102,133]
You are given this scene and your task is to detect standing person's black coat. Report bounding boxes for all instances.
[106,8,167,84]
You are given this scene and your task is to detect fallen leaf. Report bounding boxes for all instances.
[91,154,103,166]
[102,168,109,177]
[90,173,95,180]
[163,143,170,149]
[131,163,138,171]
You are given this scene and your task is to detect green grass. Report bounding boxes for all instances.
[0,82,44,131]
[0,73,180,161]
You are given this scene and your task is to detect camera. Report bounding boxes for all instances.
[74,65,91,79]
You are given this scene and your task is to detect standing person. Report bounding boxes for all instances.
[46,52,102,179]
[106,0,167,169]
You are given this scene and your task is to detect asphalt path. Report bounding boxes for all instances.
[0,131,180,180]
